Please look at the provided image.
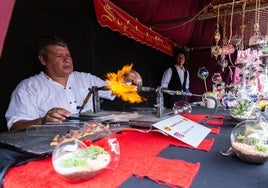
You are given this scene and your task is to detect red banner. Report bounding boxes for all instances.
[94,0,173,56]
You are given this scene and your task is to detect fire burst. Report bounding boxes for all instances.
[105,64,144,103]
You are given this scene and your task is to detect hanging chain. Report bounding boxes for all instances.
[227,0,235,44]
[215,5,221,45]
[240,0,246,50]
[254,0,260,34]
[223,10,227,45]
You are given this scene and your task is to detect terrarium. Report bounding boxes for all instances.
[223,114,268,164]
[230,99,260,122]
[52,122,120,182]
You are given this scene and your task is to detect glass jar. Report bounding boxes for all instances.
[52,122,120,182]
[228,119,268,164]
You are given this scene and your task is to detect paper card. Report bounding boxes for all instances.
[152,114,211,148]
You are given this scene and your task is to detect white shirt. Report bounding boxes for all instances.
[5,71,115,130]
[161,65,189,89]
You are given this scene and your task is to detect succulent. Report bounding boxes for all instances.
[231,100,252,116]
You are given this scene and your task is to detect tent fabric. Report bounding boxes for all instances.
[0,0,217,56]
[110,0,216,48]
[0,0,15,57]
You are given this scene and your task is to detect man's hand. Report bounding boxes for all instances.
[43,107,71,124]
[124,70,143,86]
[10,108,71,131]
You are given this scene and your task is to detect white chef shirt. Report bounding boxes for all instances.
[161,65,189,89]
[5,71,115,130]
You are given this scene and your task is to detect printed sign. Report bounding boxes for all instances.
[153,114,211,148]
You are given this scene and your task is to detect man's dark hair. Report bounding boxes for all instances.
[172,47,189,67]
[173,47,186,58]
[36,35,68,59]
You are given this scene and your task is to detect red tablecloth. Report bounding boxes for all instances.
[4,114,223,188]
[181,114,224,134]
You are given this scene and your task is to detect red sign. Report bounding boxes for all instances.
[94,0,173,56]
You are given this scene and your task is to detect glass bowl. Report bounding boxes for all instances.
[52,122,120,182]
[230,120,268,164]
[230,100,260,122]
[173,100,192,114]
[230,114,256,122]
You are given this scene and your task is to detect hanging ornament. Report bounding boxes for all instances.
[235,0,247,69]
[249,0,265,50]
[221,0,235,56]
[222,9,228,46]
[217,55,228,72]
[238,0,246,50]
[211,5,222,59]
[221,44,235,55]
[197,67,209,92]
[261,14,268,56]
[212,73,222,84]
[228,66,235,81]
[230,6,243,51]
[211,46,222,58]
[215,31,221,43]
[217,0,236,78]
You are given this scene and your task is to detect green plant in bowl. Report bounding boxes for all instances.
[231,100,251,116]
[222,114,268,164]
[230,100,260,122]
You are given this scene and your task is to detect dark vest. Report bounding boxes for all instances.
[168,65,187,91]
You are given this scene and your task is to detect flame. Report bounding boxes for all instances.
[105,64,144,103]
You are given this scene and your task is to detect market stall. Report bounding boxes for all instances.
[1,106,268,188]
